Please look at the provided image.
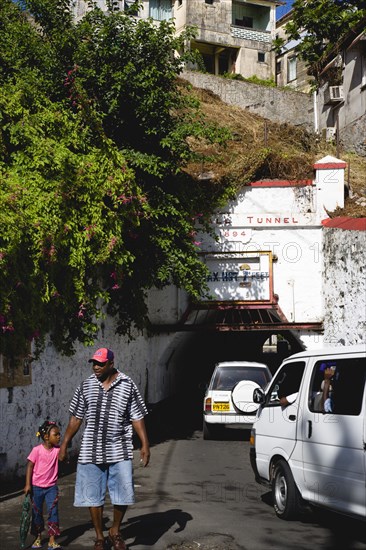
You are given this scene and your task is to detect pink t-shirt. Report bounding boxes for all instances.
[27,444,60,487]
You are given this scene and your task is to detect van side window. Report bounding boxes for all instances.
[266,361,306,405]
[309,358,366,415]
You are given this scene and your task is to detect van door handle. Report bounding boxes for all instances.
[308,420,312,438]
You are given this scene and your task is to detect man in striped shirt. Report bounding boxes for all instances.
[59,347,150,550]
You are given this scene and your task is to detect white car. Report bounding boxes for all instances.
[203,361,272,439]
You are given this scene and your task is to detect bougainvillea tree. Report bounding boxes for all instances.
[0,0,232,356]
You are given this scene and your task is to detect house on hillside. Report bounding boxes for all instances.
[274,11,366,156]
[170,0,280,80]
[275,11,313,92]
[316,18,366,157]
[73,0,281,81]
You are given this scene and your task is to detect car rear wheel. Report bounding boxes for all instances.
[272,459,302,520]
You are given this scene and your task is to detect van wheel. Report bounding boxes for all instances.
[272,459,302,520]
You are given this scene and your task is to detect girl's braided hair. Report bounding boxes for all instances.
[36,420,58,440]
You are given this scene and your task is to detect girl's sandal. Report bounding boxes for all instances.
[47,543,62,549]
[32,536,43,549]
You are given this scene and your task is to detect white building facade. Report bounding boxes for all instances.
[73,0,280,80]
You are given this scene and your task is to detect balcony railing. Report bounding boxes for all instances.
[231,25,271,43]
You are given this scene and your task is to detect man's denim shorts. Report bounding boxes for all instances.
[74,461,135,507]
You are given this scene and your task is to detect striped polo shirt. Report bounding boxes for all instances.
[69,371,148,464]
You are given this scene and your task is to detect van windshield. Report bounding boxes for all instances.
[211,366,270,391]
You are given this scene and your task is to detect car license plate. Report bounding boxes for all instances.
[212,402,230,411]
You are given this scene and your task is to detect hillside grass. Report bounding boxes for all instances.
[182,81,366,218]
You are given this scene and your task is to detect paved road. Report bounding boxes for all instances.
[1,399,365,550]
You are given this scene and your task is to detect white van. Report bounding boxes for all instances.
[250,344,366,521]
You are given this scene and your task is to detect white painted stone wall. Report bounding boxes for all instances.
[323,227,366,346]
[0,322,191,480]
[0,328,142,479]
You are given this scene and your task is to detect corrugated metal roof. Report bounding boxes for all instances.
[149,304,323,332]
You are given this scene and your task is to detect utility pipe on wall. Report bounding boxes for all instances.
[313,91,319,134]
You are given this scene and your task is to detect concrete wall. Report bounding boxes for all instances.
[0,320,188,481]
[339,113,366,157]
[323,226,366,346]
[182,70,314,130]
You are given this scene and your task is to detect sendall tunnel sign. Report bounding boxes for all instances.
[202,251,272,302]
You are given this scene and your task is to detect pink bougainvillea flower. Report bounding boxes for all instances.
[77,304,86,319]
[108,237,117,250]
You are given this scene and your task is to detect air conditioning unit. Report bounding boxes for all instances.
[322,127,336,142]
[324,85,344,104]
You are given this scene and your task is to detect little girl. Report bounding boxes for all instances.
[24,420,62,550]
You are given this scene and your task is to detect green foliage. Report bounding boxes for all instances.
[222,73,276,87]
[272,36,285,56]
[244,75,276,88]
[222,72,245,81]
[285,0,366,81]
[0,0,232,356]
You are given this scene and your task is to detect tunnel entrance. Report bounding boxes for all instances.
[149,301,321,412]
[146,325,308,442]
[171,326,304,394]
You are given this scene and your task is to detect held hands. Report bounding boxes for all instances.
[58,444,68,462]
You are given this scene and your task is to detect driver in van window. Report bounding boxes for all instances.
[271,361,305,407]
[279,392,298,407]
[277,373,300,407]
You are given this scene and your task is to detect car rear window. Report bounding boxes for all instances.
[211,366,270,391]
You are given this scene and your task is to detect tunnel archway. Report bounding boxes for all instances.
[147,326,307,439]
[159,326,305,408]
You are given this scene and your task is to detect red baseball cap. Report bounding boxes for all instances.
[88,347,114,363]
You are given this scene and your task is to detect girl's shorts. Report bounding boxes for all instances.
[74,461,135,507]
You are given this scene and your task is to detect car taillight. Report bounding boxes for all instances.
[204,397,212,412]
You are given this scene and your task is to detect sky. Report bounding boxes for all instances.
[276,0,295,20]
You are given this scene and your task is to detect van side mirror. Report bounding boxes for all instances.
[253,387,265,404]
